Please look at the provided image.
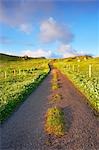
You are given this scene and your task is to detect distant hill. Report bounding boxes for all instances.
[0,53,23,61]
[95,56,99,60]
[63,55,93,62]
[0,53,46,61]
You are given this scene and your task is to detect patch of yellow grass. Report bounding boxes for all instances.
[45,107,65,136]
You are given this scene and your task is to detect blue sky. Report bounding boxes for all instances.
[0,0,99,58]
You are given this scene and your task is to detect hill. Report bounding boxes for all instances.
[62,55,93,62]
[0,53,23,61]
[0,53,46,62]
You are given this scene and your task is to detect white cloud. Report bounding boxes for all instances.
[57,44,78,58]
[63,52,76,58]
[22,49,52,58]
[19,24,33,34]
[39,17,74,43]
[57,44,72,53]
[0,1,53,28]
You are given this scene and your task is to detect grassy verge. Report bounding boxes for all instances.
[54,59,99,114]
[65,73,99,115]
[0,72,49,123]
[51,69,60,90]
[45,107,65,136]
[52,83,60,90]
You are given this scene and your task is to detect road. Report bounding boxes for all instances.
[1,68,99,150]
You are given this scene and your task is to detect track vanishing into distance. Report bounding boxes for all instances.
[1,67,99,150]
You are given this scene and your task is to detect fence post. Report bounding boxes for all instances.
[78,65,80,73]
[73,65,75,72]
[66,65,68,70]
[13,69,16,76]
[23,70,25,75]
[19,69,21,75]
[69,64,71,70]
[89,65,92,78]
[4,71,7,79]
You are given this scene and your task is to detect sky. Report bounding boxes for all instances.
[0,0,99,58]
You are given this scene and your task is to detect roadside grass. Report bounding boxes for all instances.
[52,70,58,82]
[51,70,61,90]
[52,83,60,90]
[0,73,48,123]
[0,59,50,123]
[45,107,65,136]
[54,58,99,114]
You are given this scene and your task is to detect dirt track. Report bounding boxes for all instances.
[1,68,99,150]
[45,69,99,150]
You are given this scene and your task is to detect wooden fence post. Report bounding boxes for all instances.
[13,69,16,76]
[69,64,71,70]
[4,71,7,79]
[66,65,68,70]
[23,70,25,75]
[73,65,75,72]
[78,65,80,73]
[89,65,92,78]
[19,69,21,75]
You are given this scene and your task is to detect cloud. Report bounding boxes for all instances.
[57,44,93,58]
[22,49,52,58]
[39,17,74,43]
[57,44,78,58]
[19,23,33,34]
[0,0,53,31]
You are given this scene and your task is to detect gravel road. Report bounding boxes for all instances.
[44,69,99,150]
[1,68,99,150]
[1,72,52,150]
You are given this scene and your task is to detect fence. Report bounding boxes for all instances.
[64,64,94,78]
[0,68,36,79]
[64,63,99,111]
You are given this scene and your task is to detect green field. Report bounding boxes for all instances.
[0,56,50,122]
[54,57,99,113]
[0,54,99,123]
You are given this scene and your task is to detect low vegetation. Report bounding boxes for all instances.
[54,57,99,113]
[1,54,98,123]
[45,107,65,136]
[52,83,59,90]
[0,58,50,123]
[51,69,60,90]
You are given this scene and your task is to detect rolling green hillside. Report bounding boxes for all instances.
[0,53,23,61]
[0,53,46,62]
